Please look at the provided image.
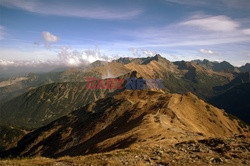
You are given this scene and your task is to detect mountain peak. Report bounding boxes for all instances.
[153,54,162,59]
[115,57,134,64]
[152,54,166,61]
[142,54,170,65]
[239,63,250,72]
[90,60,108,68]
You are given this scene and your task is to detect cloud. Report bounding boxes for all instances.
[112,13,250,65]
[141,49,156,57]
[0,58,68,77]
[0,46,114,68]
[199,49,219,56]
[199,49,214,54]
[242,29,250,35]
[165,0,208,6]
[83,47,112,63]
[0,59,15,66]
[117,14,250,48]
[165,0,250,9]
[0,26,4,40]
[0,59,52,67]
[57,47,83,66]
[128,48,156,57]
[219,0,250,9]
[57,46,114,66]
[42,31,59,43]
[128,48,141,57]
[0,0,142,20]
[181,15,240,32]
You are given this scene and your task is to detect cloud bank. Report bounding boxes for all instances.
[0,46,114,68]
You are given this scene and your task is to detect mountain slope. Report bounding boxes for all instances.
[125,55,177,79]
[0,125,26,152]
[213,71,250,92]
[123,55,231,99]
[3,90,247,158]
[0,55,236,105]
[0,82,113,128]
[239,63,250,72]
[0,71,137,128]
[0,72,63,105]
[192,59,239,73]
[0,62,129,105]
[0,55,240,130]
[209,83,250,124]
[1,135,249,166]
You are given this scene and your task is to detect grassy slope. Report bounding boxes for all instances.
[0,125,26,152]
[163,72,228,100]
[209,83,250,124]
[0,82,112,128]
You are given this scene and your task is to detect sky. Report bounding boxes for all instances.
[0,0,250,68]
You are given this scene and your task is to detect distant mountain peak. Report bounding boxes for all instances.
[192,59,237,72]
[153,54,162,59]
[115,57,134,64]
[239,63,250,72]
[90,60,108,68]
[142,54,170,65]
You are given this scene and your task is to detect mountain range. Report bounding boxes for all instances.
[1,55,249,128]
[0,54,249,165]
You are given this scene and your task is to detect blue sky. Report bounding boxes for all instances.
[0,0,250,67]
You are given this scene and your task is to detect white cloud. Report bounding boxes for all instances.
[128,48,141,57]
[142,48,156,57]
[242,29,250,35]
[57,46,114,66]
[42,31,59,43]
[0,58,67,77]
[128,48,156,57]
[165,0,250,9]
[0,26,4,40]
[1,0,38,11]
[0,45,114,68]
[118,14,250,48]
[199,49,214,54]
[0,0,142,20]
[0,59,52,67]
[57,48,84,66]
[0,59,15,66]
[199,49,220,56]
[83,47,112,63]
[181,15,240,32]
